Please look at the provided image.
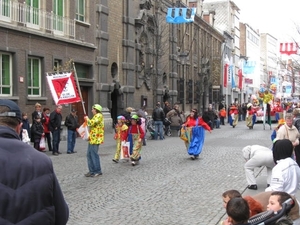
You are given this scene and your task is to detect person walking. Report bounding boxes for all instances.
[49,105,63,156]
[41,107,52,151]
[128,114,145,166]
[152,103,165,140]
[229,103,239,128]
[65,109,79,154]
[242,145,274,190]
[246,103,257,129]
[112,115,128,163]
[0,99,69,224]
[181,108,211,160]
[84,104,104,177]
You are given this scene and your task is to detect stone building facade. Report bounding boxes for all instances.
[0,0,224,131]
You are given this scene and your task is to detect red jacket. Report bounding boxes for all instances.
[128,124,145,139]
[183,116,211,131]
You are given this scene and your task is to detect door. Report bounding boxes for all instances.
[71,86,89,125]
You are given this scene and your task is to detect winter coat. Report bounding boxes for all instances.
[20,118,31,140]
[41,113,51,133]
[0,125,69,224]
[166,109,182,127]
[64,114,79,131]
[31,121,44,142]
[49,110,62,132]
[152,107,165,121]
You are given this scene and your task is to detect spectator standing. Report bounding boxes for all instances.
[163,101,172,135]
[292,108,300,167]
[20,112,31,143]
[84,104,104,177]
[219,107,226,125]
[0,99,69,224]
[31,102,42,123]
[31,115,45,151]
[41,107,52,151]
[241,103,247,121]
[65,109,79,154]
[152,103,165,140]
[49,105,63,156]
[121,107,134,126]
[166,103,183,132]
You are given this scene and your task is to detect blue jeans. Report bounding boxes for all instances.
[52,129,61,153]
[67,129,76,153]
[87,143,102,174]
[154,120,164,140]
[214,119,220,128]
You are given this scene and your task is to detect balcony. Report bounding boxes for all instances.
[0,0,75,39]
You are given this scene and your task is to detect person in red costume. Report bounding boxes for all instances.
[229,103,239,128]
[181,108,211,160]
[273,99,283,121]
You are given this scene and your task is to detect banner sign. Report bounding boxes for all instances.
[46,72,81,105]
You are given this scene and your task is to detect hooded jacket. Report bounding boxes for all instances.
[0,125,69,225]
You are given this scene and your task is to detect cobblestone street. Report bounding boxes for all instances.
[49,122,274,225]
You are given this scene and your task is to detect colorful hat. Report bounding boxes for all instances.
[117,115,125,120]
[277,118,285,126]
[247,103,252,108]
[93,104,102,112]
[131,114,139,120]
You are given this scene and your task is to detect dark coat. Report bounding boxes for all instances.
[20,118,31,140]
[152,107,165,121]
[0,125,69,224]
[49,110,62,132]
[31,120,44,141]
[64,113,79,131]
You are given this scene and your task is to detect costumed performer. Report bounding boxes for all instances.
[181,108,211,160]
[246,103,257,129]
[112,115,128,163]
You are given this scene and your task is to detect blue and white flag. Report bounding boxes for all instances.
[166,8,196,24]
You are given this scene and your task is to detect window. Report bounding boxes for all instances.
[53,0,64,31]
[0,52,12,95]
[26,0,39,25]
[27,57,41,96]
[76,0,85,22]
[0,0,10,18]
[75,63,91,78]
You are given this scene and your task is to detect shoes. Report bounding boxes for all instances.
[84,172,93,177]
[91,173,102,177]
[233,125,235,128]
[72,151,77,154]
[112,159,119,163]
[194,155,199,159]
[58,151,62,154]
[190,155,195,160]
[131,161,136,166]
[247,184,258,190]
[267,184,270,187]
[52,152,59,156]
[67,152,72,154]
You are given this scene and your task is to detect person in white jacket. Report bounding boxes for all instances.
[266,139,300,196]
[242,145,275,190]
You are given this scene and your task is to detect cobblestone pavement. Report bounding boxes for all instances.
[47,122,274,225]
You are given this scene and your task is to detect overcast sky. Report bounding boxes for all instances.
[204,0,300,42]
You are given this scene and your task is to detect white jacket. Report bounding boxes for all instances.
[265,157,300,196]
[242,145,272,161]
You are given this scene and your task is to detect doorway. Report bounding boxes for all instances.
[71,86,89,125]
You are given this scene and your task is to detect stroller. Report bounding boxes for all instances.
[146,118,171,139]
[248,198,294,225]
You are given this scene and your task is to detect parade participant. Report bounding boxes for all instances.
[31,115,45,151]
[65,109,80,154]
[41,107,52,151]
[128,114,145,166]
[0,99,69,224]
[267,191,294,225]
[181,108,211,160]
[242,145,274,190]
[137,112,147,146]
[112,115,128,163]
[84,104,104,177]
[229,103,239,128]
[49,105,63,156]
[266,139,300,196]
[246,103,257,129]
[276,113,299,150]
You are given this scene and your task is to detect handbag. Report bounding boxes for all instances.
[77,122,89,141]
[39,136,46,150]
[180,126,188,142]
[120,141,130,159]
[163,118,171,126]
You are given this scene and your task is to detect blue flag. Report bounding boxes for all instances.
[166,8,196,24]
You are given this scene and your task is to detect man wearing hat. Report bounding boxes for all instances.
[64,108,80,154]
[0,99,69,224]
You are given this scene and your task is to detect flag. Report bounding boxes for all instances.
[243,61,256,74]
[166,8,196,24]
[224,64,228,87]
[46,72,81,105]
[230,65,235,88]
[279,42,298,55]
[238,69,242,89]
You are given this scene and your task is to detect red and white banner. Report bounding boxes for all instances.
[279,43,299,55]
[223,64,228,87]
[46,72,81,105]
[238,69,242,90]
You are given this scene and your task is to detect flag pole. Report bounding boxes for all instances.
[72,61,86,115]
